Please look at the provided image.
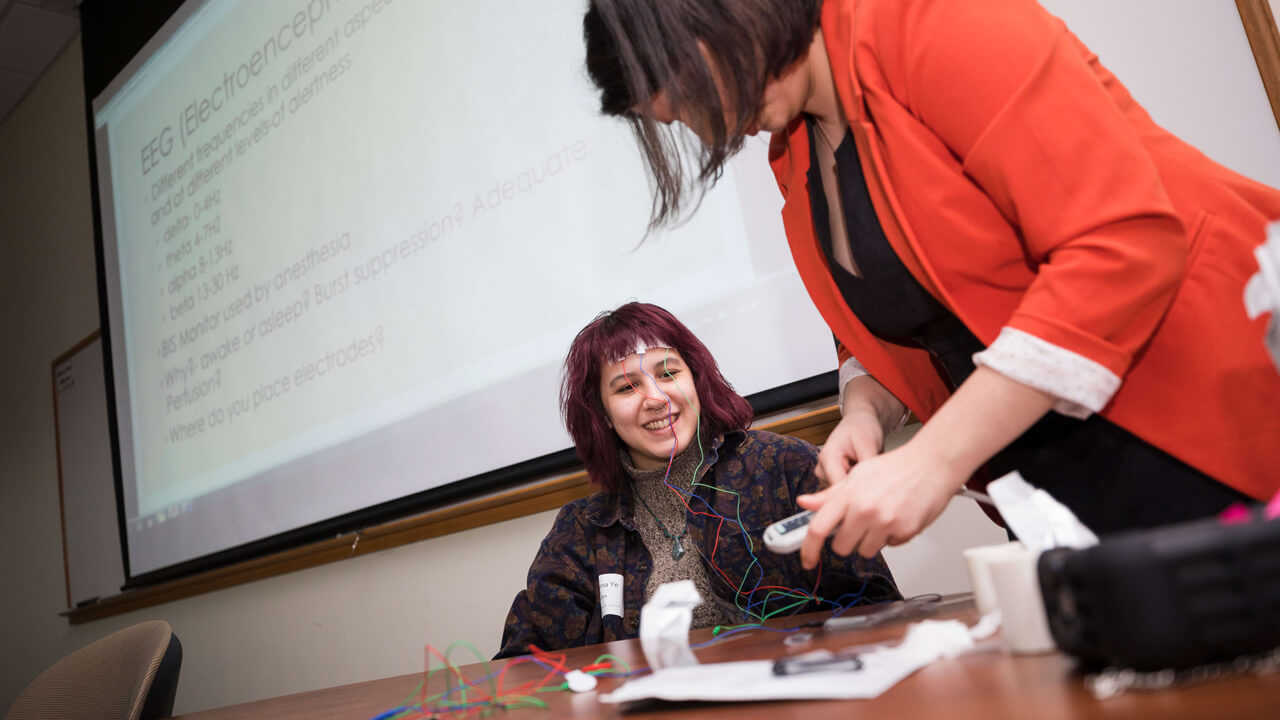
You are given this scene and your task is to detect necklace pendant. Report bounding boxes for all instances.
[671,537,685,560]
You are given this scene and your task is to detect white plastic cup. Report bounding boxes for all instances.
[961,541,1025,616]
[987,546,1057,654]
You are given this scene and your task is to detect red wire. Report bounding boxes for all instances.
[403,645,620,719]
[621,355,821,614]
[495,647,566,699]
[420,644,495,719]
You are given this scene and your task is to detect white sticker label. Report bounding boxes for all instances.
[612,343,672,364]
[598,573,624,618]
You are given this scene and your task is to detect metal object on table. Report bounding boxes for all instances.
[772,648,865,676]
[784,632,815,647]
[823,593,944,633]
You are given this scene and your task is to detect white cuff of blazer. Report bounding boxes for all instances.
[837,356,912,430]
[972,327,1121,419]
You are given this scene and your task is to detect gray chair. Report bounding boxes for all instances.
[5,620,182,720]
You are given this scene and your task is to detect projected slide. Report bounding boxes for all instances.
[94,0,835,578]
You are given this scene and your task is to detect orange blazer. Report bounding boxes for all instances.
[769,0,1280,497]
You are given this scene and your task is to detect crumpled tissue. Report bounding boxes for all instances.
[1244,220,1280,371]
[639,579,702,671]
[987,471,1098,552]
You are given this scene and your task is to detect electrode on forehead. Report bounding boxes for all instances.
[612,340,673,364]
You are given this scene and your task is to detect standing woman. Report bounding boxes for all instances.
[494,302,899,659]
[582,0,1280,568]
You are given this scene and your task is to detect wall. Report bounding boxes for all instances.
[0,37,100,707]
[0,43,547,714]
[3,1,1279,714]
[1041,0,1280,189]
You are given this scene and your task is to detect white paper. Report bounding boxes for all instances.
[639,580,702,670]
[602,618,993,704]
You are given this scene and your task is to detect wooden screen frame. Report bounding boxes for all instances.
[1239,0,1280,132]
[64,403,842,624]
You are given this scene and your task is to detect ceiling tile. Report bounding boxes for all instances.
[0,3,79,74]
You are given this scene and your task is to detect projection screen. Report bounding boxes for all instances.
[91,0,837,582]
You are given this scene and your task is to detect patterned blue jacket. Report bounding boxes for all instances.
[494,429,901,658]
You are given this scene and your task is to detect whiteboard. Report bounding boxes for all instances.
[53,333,125,607]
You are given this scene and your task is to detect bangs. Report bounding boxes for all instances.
[561,301,753,492]
[584,0,822,230]
[593,323,673,369]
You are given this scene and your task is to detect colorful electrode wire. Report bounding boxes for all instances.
[623,347,881,632]
[368,643,641,720]
[370,346,887,718]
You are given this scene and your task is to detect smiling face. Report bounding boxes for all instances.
[599,347,702,470]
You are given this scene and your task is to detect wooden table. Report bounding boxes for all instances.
[172,598,1280,719]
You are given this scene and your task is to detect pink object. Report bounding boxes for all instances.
[1219,503,1251,525]
[1266,490,1280,521]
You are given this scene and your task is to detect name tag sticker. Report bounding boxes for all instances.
[598,573,624,618]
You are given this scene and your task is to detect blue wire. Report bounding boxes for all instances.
[628,350,890,642]
[690,623,803,648]
[635,350,873,622]
[527,655,568,676]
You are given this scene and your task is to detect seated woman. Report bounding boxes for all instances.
[494,302,900,658]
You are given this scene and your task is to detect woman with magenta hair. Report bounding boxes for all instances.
[494,302,899,658]
[581,0,1280,568]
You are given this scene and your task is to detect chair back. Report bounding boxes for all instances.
[5,620,182,720]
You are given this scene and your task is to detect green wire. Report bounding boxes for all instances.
[663,348,820,622]
[374,640,644,718]
[591,653,632,674]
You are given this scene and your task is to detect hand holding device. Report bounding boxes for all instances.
[762,488,994,555]
[762,510,814,554]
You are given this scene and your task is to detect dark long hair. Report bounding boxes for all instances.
[562,302,753,492]
[583,0,822,230]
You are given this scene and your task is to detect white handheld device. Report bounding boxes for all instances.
[762,510,813,554]
[761,488,996,555]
